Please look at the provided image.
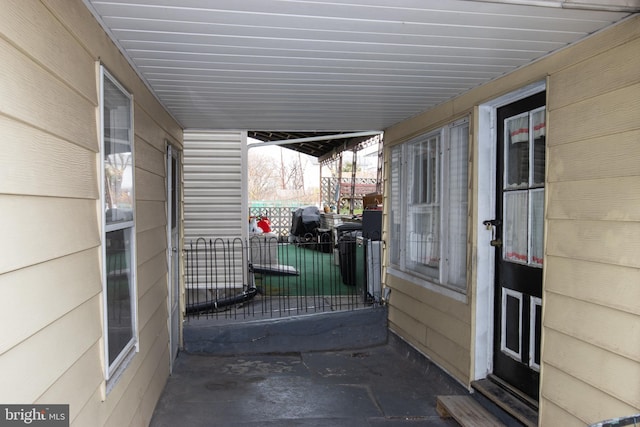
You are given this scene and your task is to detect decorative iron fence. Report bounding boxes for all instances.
[184,233,382,321]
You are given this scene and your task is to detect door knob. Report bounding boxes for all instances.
[484,219,502,247]
[483,219,501,230]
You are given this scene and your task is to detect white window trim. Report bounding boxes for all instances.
[99,65,138,385]
[388,117,469,298]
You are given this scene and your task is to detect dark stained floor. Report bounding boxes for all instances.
[150,337,467,426]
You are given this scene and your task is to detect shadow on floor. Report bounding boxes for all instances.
[150,332,467,426]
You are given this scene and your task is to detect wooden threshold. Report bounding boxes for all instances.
[437,395,506,427]
[471,377,538,427]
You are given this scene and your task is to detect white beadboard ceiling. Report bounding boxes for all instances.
[84,0,636,132]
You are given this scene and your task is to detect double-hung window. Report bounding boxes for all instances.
[389,118,469,292]
[100,66,137,381]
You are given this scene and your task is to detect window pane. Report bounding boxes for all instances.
[447,124,468,288]
[532,108,546,186]
[106,228,134,365]
[503,190,528,264]
[104,77,133,225]
[406,135,440,277]
[505,114,529,189]
[389,146,402,266]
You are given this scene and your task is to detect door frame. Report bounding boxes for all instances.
[474,80,546,381]
[166,143,182,372]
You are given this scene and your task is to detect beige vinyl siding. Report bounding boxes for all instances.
[383,14,640,423]
[183,130,247,242]
[541,24,640,425]
[0,1,182,427]
[386,275,472,384]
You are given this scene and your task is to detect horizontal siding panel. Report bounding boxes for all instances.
[0,38,97,150]
[388,307,426,347]
[184,220,244,232]
[544,292,640,362]
[544,329,640,408]
[549,36,640,111]
[0,248,101,355]
[387,274,471,324]
[137,227,167,267]
[135,137,165,177]
[183,172,244,182]
[425,326,470,380]
[391,289,470,349]
[0,195,100,274]
[136,168,165,202]
[100,302,169,424]
[0,296,102,403]
[541,364,638,426]
[70,387,103,427]
[546,219,640,268]
[547,176,640,221]
[137,250,168,299]
[548,83,640,146]
[388,301,469,384]
[185,229,243,241]
[184,164,243,173]
[184,181,242,191]
[42,0,183,144]
[184,212,244,222]
[1,0,96,103]
[539,400,588,427]
[105,324,169,427]
[183,132,242,142]
[182,203,244,214]
[545,256,640,316]
[136,200,166,234]
[134,104,170,152]
[128,351,170,427]
[36,342,103,423]
[138,275,168,332]
[548,129,640,182]
[0,116,98,199]
[184,131,245,239]
[389,311,468,385]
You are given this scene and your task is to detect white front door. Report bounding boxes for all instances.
[167,144,181,370]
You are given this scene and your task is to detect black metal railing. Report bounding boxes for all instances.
[184,232,381,321]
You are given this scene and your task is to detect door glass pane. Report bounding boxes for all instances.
[505,114,529,189]
[504,191,528,264]
[106,228,134,365]
[531,108,546,186]
[530,189,544,266]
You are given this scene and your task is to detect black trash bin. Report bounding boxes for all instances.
[336,223,362,286]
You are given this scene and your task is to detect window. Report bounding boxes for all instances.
[100,66,137,380]
[389,118,469,292]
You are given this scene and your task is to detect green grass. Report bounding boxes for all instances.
[258,243,362,297]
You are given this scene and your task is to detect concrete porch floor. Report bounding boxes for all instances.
[150,333,468,426]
